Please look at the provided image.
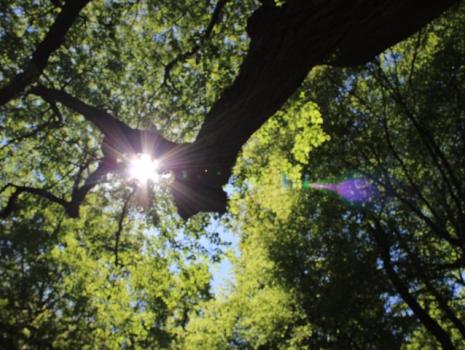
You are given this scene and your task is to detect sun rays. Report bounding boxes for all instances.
[128,153,160,184]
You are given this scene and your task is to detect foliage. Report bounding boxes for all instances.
[183,3,465,349]
[1,0,465,349]
[1,1,253,347]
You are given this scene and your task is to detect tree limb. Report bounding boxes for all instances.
[0,158,116,219]
[0,183,68,218]
[14,0,459,220]
[30,85,178,161]
[193,0,458,177]
[0,0,91,106]
[371,220,455,350]
[30,85,228,219]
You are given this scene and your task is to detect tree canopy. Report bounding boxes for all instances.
[0,0,457,219]
[1,0,464,349]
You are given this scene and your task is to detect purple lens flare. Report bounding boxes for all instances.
[310,178,378,203]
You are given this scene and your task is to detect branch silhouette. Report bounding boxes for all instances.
[2,0,458,220]
[0,0,91,106]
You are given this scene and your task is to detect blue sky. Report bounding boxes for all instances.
[209,223,239,295]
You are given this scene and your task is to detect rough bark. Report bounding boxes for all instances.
[175,0,459,218]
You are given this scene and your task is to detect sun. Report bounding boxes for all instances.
[128,153,160,183]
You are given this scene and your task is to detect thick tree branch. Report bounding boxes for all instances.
[30,85,178,161]
[13,0,459,220]
[0,0,91,106]
[31,85,130,138]
[30,85,228,219]
[0,183,68,218]
[191,0,458,188]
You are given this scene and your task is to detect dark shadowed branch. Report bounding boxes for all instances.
[30,85,230,219]
[370,219,455,350]
[114,189,135,267]
[30,85,178,161]
[0,183,68,218]
[30,85,130,138]
[5,0,458,220]
[0,0,91,106]
[0,157,116,219]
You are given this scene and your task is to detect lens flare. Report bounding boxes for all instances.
[128,153,160,183]
[310,178,378,203]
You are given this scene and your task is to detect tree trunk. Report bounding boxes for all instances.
[172,0,458,218]
[3,0,458,219]
[372,222,455,349]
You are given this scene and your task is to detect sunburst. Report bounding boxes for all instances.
[128,153,160,184]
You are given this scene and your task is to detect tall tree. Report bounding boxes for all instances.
[1,1,463,349]
[182,3,465,349]
[0,0,458,219]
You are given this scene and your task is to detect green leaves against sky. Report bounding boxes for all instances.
[1,1,465,349]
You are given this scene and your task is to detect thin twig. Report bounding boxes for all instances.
[114,189,134,267]
[162,0,230,87]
